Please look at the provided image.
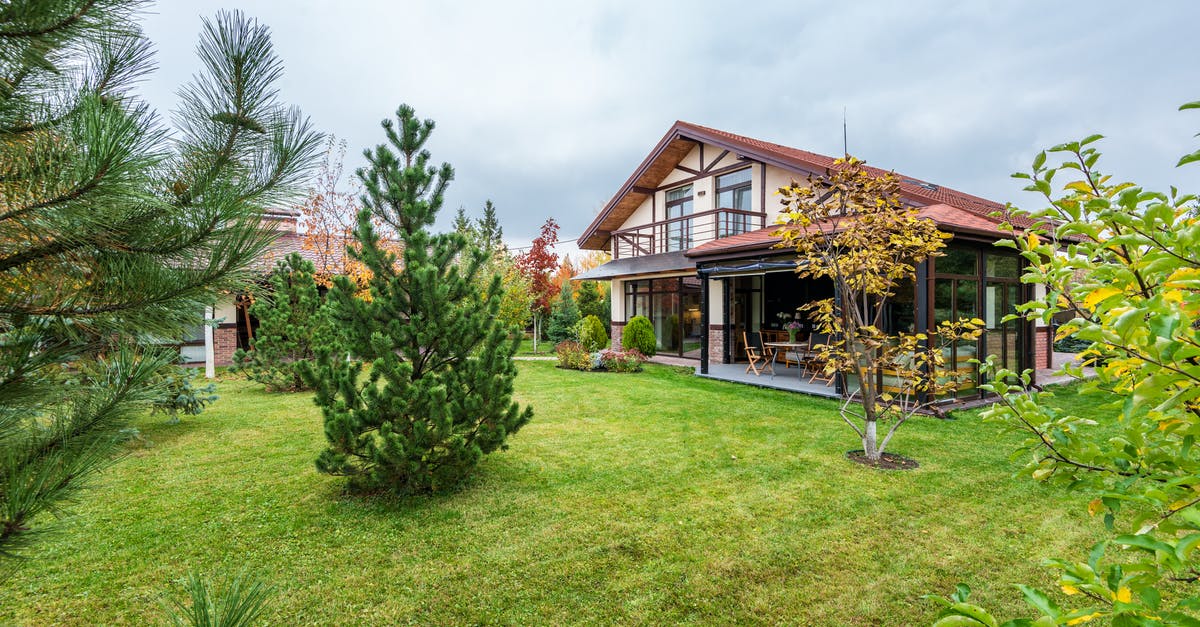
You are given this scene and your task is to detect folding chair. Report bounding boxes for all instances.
[742,331,774,376]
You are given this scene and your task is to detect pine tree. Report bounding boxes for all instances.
[233,253,332,392]
[547,282,580,344]
[302,105,532,495]
[0,4,320,567]
[478,199,504,252]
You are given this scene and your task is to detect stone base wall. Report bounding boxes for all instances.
[707,324,727,364]
[214,324,239,366]
[1034,325,1053,371]
[611,321,625,350]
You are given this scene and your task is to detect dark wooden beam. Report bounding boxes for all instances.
[673,164,700,176]
[630,186,655,195]
[704,149,730,172]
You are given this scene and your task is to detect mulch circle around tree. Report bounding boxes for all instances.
[846,450,920,470]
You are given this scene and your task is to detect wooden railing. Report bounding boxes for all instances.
[611,208,766,259]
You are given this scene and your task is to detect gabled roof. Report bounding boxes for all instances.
[685,204,1013,259]
[578,121,1019,250]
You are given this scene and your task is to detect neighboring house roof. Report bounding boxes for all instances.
[686,203,1013,259]
[578,120,1022,250]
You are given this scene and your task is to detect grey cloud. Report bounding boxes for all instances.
[136,0,1200,256]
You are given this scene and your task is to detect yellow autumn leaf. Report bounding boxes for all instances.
[1169,498,1193,511]
[1065,180,1094,194]
[1114,587,1132,603]
[1068,612,1104,625]
[1083,287,1120,309]
[1062,584,1080,595]
[1165,267,1200,287]
[1088,499,1104,516]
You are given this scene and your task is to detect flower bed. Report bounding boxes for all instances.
[555,342,645,373]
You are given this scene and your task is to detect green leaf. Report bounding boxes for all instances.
[1080,134,1105,146]
[1017,585,1060,618]
[1180,101,1200,111]
[1177,151,1200,167]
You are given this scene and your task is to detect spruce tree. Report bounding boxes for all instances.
[233,253,331,392]
[575,280,607,324]
[302,105,532,495]
[547,282,581,344]
[0,4,320,567]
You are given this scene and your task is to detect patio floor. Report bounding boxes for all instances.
[696,362,841,398]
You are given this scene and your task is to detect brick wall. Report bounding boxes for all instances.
[1034,325,1053,370]
[214,324,238,366]
[610,321,625,350]
[708,324,726,364]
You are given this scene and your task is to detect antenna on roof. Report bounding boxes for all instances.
[842,107,848,158]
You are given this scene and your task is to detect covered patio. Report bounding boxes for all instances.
[696,362,840,398]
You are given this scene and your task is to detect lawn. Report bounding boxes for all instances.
[1,362,1111,625]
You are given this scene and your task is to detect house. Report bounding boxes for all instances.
[184,208,319,375]
[574,121,1051,402]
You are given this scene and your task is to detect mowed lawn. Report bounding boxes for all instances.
[2,362,1109,625]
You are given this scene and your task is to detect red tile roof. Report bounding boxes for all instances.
[686,204,1014,258]
[578,121,1029,251]
[675,121,1017,222]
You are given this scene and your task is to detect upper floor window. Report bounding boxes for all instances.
[664,184,693,251]
[715,168,752,210]
[716,168,753,236]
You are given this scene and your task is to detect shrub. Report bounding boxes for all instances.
[555,340,592,371]
[163,570,274,627]
[579,315,609,352]
[152,364,218,425]
[621,315,657,356]
[600,348,646,373]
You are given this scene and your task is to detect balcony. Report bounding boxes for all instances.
[611,208,766,259]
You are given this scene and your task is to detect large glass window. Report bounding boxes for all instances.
[624,277,702,358]
[932,246,1025,399]
[715,169,753,237]
[664,185,693,251]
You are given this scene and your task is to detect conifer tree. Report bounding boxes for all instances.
[575,280,607,324]
[0,3,320,567]
[302,105,532,495]
[233,253,331,392]
[547,282,581,344]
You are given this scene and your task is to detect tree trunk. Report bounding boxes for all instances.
[532,313,540,354]
[863,419,879,460]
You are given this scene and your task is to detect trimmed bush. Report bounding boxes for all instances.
[579,315,609,352]
[621,315,657,356]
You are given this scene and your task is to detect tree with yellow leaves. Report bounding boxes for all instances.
[776,157,982,465]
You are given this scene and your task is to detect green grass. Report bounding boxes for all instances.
[1,363,1110,624]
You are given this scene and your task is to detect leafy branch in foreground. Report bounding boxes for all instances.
[930,103,1200,624]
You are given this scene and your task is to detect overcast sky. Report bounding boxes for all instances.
[137,1,1200,255]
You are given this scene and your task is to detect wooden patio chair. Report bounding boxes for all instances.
[742,331,774,376]
[804,332,835,385]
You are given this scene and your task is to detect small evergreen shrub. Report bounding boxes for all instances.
[579,315,609,352]
[600,348,646,373]
[555,341,592,371]
[621,315,657,356]
[152,364,218,425]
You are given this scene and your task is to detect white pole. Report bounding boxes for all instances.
[204,305,215,379]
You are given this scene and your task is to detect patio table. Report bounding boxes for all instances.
[764,341,809,380]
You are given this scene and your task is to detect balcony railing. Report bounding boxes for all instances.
[611,208,766,259]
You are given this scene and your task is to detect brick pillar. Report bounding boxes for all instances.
[214,324,239,366]
[707,324,727,364]
[611,321,625,350]
[1034,325,1053,370]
